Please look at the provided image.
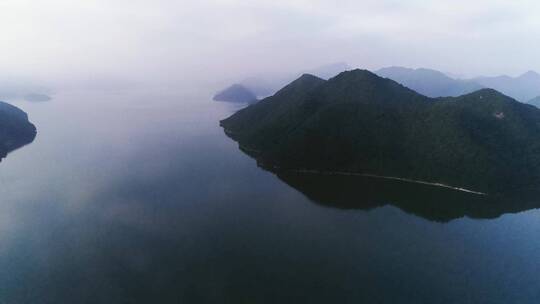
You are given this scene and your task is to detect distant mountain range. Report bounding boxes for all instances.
[374,67,482,98]
[375,66,540,103]
[221,69,540,194]
[218,64,540,106]
[473,71,540,102]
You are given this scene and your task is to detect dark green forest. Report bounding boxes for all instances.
[221,69,540,194]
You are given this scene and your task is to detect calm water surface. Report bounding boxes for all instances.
[1,89,540,303]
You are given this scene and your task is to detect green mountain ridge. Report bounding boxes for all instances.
[221,69,540,194]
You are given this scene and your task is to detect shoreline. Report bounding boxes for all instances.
[269,167,487,196]
[222,127,487,196]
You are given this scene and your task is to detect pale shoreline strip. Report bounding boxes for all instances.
[279,168,487,196]
[223,131,487,196]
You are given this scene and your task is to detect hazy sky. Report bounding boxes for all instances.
[2,0,540,89]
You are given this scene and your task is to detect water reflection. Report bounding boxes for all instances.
[224,127,540,222]
[2,92,540,303]
[269,171,540,222]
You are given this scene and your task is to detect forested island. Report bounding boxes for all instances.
[221,69,540,195]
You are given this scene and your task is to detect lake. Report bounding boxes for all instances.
[1,89,540,303]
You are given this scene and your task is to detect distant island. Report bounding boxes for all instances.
[0,80,51,102]
[213,84,258,103]
[217,62,351,100]
[0,101,36,160]
[221,69,540,195]
[24,93,51,102]
[224,65,540,105]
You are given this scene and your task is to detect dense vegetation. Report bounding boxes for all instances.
[213,84,257,103]
[0,101,36,159]
[221,69,540,194]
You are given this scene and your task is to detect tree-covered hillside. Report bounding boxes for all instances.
[221,69,540,194]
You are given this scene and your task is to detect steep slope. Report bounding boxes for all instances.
[375,66,482,97]
[473,71,540,102]
[222,74,327,149]
[213,84,257,103]
[221,69,540,194]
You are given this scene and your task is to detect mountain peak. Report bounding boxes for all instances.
[328,69,406,96]
[470,88,505,96]
[377,66,414,73]
[298,73,322,81]
[461,88,516,103]
[286,73,325,88]
[273,73,325,97]
[331,69,379,81]
[377,66,446,77]
[519,70,540,79]
[221,67,540,194]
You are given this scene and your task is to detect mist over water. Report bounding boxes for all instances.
[0,88,537,303]
[3,0,540,94]
[2,1,540,303]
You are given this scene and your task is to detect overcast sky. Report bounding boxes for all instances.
[1,0,540,89]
